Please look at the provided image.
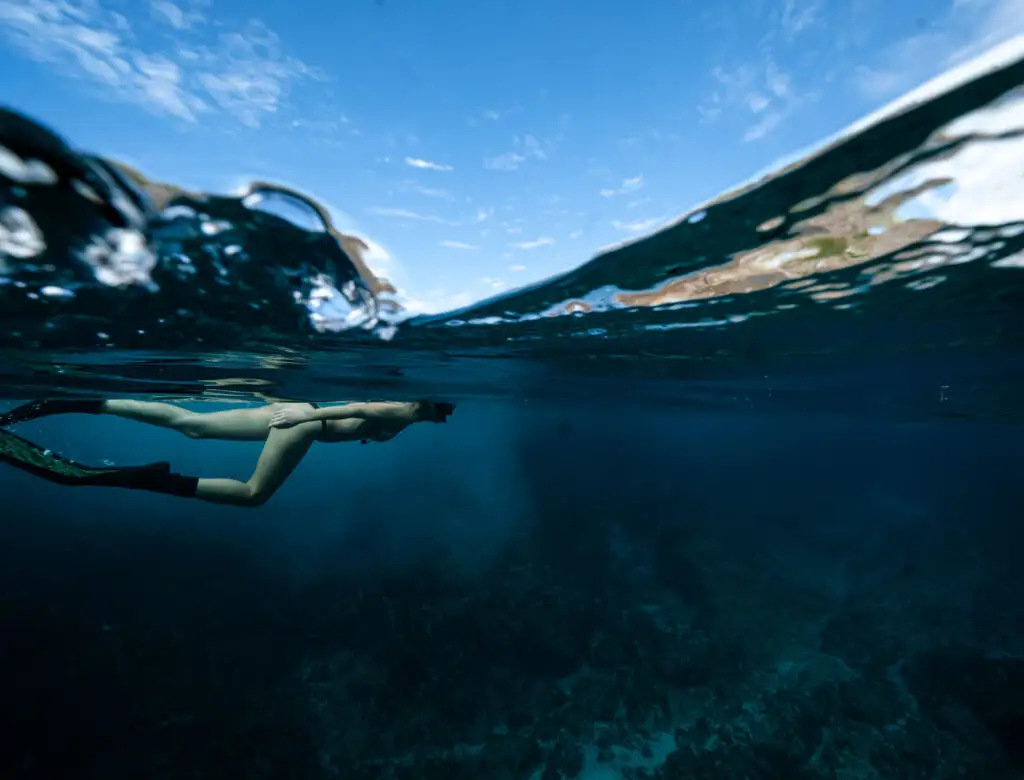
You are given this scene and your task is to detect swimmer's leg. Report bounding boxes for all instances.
[0,424,314,507]
[68,425,312,504]
[1,398,272,441]
[100,399,272,441]
[191,424,316,507]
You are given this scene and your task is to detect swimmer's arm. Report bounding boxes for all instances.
[308,402,418,423]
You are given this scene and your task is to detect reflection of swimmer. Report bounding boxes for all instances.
[0,398,454,507]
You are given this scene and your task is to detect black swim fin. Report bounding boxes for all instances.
[98,464,199,497]
[0,398,103,427]
[0,428,197,497]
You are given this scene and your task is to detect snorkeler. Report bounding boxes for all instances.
[0,398,454,507]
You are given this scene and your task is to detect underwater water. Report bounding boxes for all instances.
[1,39,1024,780]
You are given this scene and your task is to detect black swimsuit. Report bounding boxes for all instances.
[307,402,397,444]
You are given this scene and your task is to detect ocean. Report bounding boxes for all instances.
[0,43,1022,780]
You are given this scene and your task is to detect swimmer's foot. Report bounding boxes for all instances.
[0,398,104,427]
[85,462,199,497]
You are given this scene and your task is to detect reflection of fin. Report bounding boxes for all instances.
[0,398,103,428]
[0,429,197,497]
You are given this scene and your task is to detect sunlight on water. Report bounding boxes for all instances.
[0,42,1022,416]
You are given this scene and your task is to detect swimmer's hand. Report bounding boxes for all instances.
[269,406,314,429]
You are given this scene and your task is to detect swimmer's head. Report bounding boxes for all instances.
[416,400,455,423]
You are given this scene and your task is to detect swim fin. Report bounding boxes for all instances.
[0,398,103,427]
[0,428,197,497]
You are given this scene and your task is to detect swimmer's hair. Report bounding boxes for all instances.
[416,399,455,423]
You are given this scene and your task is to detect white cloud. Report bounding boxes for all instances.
[440,240,479,249]
[748,35,1024,195]
[854,35,1024,134]
[484,134,547,171]
[853,0,1024,107]
[613,217,664,233]
[486,152,526,171]
[466,107,515,127]
[568,230,583,239]
[400,182,454,200]
[703,0,1019,148]
[416,186,452,199]
[150,0,201,30]
[509,264,526,271]
[744,111,784,141]
[512,236,554,250]
[355,234,392,265]
[0,0,318,127]
[745,93,770,113]
[780,0,821,40]
[405,156,453,171]
[480,276,507,290]
[290,116,354,135]
[599,175,644,198]
[371,207,450,224]
[400,288,477,315]
[474,207,494,222]
[698,56,802,141]
[331,232,484,318]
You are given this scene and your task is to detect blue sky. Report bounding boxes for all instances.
[0,0,1021,313]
